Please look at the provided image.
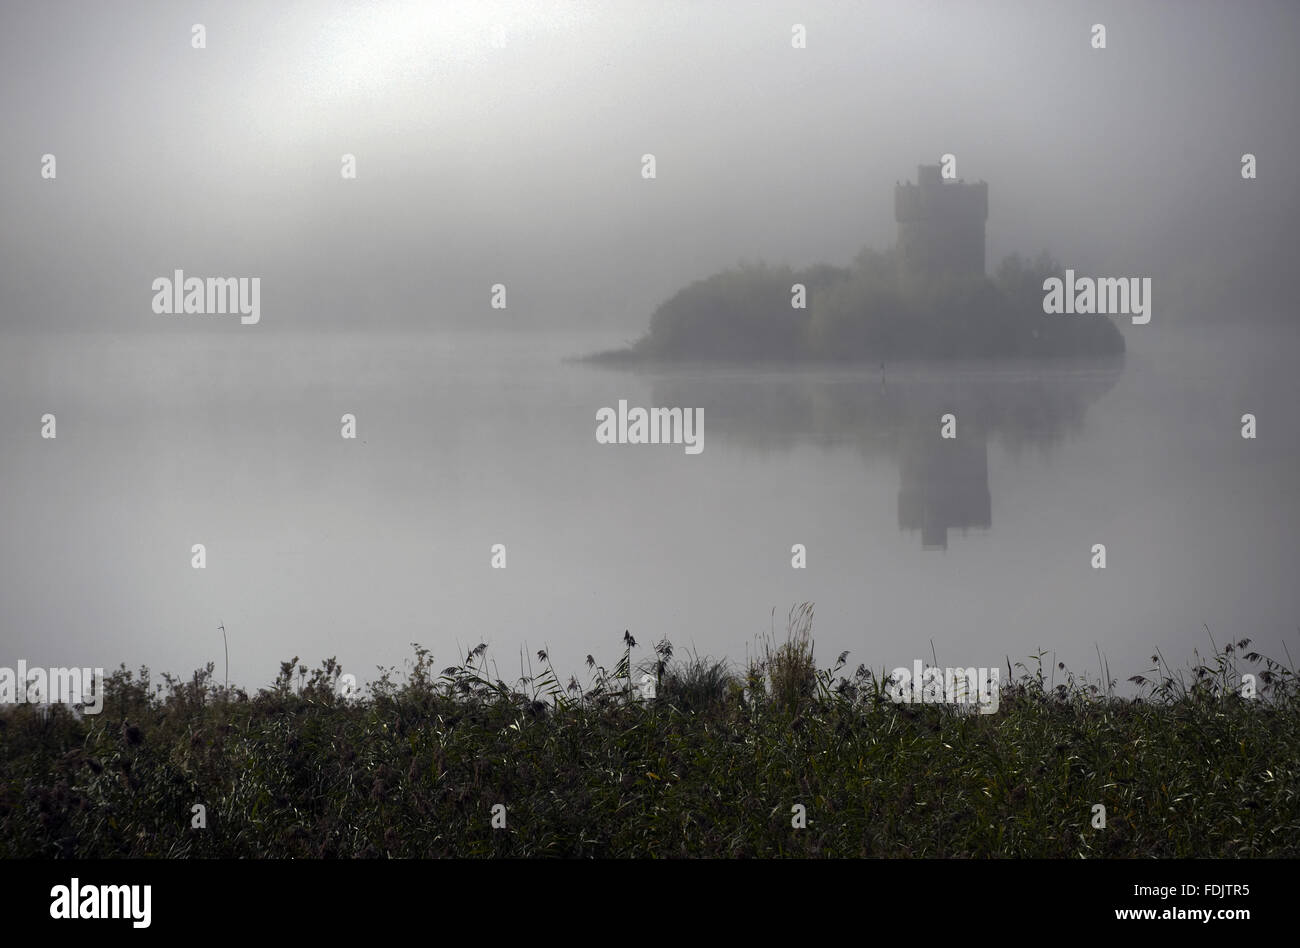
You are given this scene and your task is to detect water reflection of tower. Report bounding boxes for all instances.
[896,430,991,551]
[643,364,1122,552]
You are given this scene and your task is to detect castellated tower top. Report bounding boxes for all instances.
[895,164,988,287]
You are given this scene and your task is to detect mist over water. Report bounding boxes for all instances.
[2,1,1299,698]
[2,322,1296,691]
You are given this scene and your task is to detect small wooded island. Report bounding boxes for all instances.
[590,165,1125,363]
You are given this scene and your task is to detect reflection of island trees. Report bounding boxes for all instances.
[649,360,1122,549]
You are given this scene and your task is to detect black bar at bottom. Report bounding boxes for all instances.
[0,858,1278,934]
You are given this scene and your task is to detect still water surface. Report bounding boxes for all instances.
[2,324,1296,692]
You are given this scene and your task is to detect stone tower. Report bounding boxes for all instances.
[894,165,988,288]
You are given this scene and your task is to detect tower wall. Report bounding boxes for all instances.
[895,165,988,286]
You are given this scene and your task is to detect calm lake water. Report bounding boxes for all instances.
[2,324,1298,693]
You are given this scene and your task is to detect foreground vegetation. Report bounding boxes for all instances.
[3,609,1296,857]
[593,249,1125,363]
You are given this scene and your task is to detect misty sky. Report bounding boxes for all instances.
[3,0,1297,332]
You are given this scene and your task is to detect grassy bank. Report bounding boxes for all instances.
[3,612,1296,858]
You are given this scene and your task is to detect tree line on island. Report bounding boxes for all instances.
[594,248,1126,363]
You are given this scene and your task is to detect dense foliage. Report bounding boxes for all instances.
[3,612,1294,858]
[620,250,1126,361]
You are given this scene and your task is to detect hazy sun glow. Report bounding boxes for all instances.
[299,0,576,101]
